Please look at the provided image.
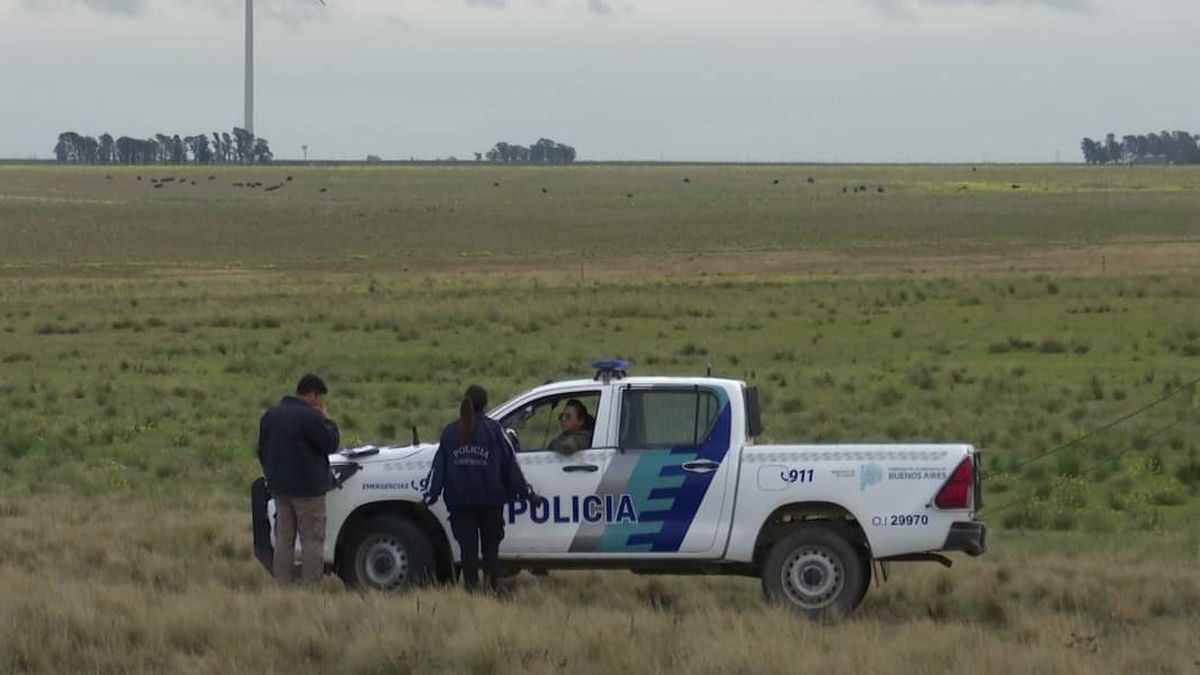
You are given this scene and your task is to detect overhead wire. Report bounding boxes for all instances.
[1002,373,1200,474]
[979,402,1200,517]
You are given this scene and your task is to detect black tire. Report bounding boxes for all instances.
[761,523,868,619]
[337,516,437,591]
[855,554,873,608]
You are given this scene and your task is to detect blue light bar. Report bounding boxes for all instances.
[592,358,632,382]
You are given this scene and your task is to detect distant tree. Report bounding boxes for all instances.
[251,137,273,164]
[54,133,70,163]
[486,138,575,163]
[54,126,279,165]
[1175,130,1199,164]
[211,132,224,162]
[81,136,99,164]
[491,142,511,162]
[184,135,212,164]
[98,133,114,164]
[115,136,135,164]
[55,131,86,163]
[1104,133,1123,164]
[1146,132,1162,157]
[232,127,254,163]
[1122,135,1138,161]
[170,134,185,164]
[1082,128,1199,165]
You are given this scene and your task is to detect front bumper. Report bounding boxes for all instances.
[942,521,986,556]
[251,478,274,573]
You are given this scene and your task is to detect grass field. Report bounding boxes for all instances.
[1,164,1198,673]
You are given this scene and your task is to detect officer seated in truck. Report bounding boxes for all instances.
[549,399,593,454]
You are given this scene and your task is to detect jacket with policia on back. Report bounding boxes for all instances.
[425,415,530,511]
[257,396,341,498]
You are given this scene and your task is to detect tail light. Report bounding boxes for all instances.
[935,456,974,509]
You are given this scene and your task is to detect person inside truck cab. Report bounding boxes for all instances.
[549,399,593,454]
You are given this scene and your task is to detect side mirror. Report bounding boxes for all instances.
[505,428,521,451]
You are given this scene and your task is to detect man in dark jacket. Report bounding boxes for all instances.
[257,374,341,585]
[424,384,532,592]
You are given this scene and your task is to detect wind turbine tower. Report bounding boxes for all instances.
[244,0,254,134]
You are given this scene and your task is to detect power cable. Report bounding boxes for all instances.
[1003,373,1200,474]
[979,403,1200,517]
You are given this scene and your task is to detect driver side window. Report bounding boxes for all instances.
[499,391,601,453]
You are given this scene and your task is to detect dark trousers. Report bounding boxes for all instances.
[449,505,505,591]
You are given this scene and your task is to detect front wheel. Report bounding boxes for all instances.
[338,516,436,591]
[761,523,868,619]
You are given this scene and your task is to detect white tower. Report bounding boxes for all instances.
[244,0,254,134]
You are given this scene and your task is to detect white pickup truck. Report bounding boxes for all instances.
[252,364,986,617]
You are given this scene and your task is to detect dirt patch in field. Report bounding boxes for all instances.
[389,240,1200,280]
[3,240,1198,280]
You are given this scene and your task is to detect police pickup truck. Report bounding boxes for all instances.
[252,362,986,617]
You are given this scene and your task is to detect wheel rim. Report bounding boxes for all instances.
[358,536,411,590]
[780,546,844,610]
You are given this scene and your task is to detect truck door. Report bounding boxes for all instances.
[583,384,735,556]
[495,387,616,554]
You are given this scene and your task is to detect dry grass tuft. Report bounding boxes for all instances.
[0,495,1197,674]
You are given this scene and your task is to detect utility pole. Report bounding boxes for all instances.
[302,145,308,161]
[245,0,254,134]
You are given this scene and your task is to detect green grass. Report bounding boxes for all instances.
[2,163,1199,267]
[0,269,1197,531]
[2,164,1200,674]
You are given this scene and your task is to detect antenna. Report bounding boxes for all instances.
[245,0,325,135]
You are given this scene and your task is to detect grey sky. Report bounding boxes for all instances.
[1,0,1196,161]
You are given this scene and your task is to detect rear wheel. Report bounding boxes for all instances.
[761,523,867,619]
[338,516,436,591]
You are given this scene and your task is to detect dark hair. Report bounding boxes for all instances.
[296,374,328,396]
[457,384,488,443]
[563,399,589,426]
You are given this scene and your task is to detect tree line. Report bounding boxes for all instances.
[1081,130,1200,165]
[53,128,273,165]
[481,137,576,164]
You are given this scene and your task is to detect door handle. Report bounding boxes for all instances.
[562,464,599,473]
[682,460,721,474]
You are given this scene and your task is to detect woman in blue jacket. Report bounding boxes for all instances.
[424,384,532,592]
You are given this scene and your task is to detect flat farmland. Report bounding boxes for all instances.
[0,164,1198,674]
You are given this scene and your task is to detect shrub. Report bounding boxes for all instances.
[0,422,39,459]
[871,385,904,408]
[1001,500,1046,530]
[1037,338,1066,354]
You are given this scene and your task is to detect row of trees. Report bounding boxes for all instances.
[1081,131,1200,165]
[482,137,576,164]
[54,128,273,165]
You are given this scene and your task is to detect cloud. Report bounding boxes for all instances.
[17,0,327,21]
[869,0,1093,13]
[20,0,147,15]
[462,0,629,15]
[585,0,612,14]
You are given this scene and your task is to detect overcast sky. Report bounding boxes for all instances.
[1,0,1197,162]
